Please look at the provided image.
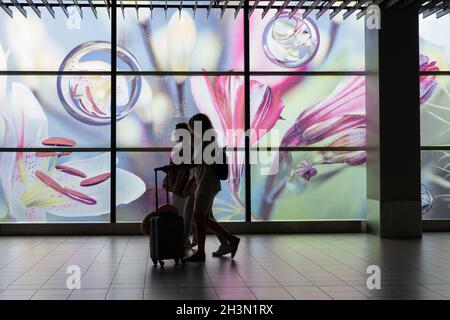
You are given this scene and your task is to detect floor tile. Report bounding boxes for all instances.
[0,234,448,300]
[249,287,293,300]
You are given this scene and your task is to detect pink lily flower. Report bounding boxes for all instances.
[190,73,284,206]
[310,127,367,167]
[280,75,366,148]
[419,54,439,105]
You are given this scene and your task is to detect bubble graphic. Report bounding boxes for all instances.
[285,175,308,194]
[421,184,433,215]
[262,12,320,68]
[57,41,141,125]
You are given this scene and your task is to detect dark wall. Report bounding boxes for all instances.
[366,4,422,238]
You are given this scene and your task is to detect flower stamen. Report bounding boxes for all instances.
[41,137,76,147]
[55,165,87,178]
[64,188,97,205]
[80,173,111,187]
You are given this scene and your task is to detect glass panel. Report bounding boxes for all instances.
[250,151,367,221]
[250,9,365,71]
[117,75,245,148]
[0,7,111,71]
[421,76,450,146]
[0,76,111,147]
[0,151,111,223]
[250,76,366,148]
[116,151,245,222]
[117,8,244,71]
[421,150,450,219]
[419,15,450,71]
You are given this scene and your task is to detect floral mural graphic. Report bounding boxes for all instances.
[420,15,450,219]
[1,8,445,222]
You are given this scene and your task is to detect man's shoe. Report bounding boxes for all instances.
[212,244,232,257]
[185,253,206,262]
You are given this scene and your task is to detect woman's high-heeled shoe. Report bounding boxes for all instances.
[230,237,240,259]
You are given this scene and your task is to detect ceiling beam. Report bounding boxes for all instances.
[193,0,199,17]
[288,0,306,19]
[436,4,450,18]
[330,0,352,20]
[10,0,27,17]
[120,0,124,18]
[72,0,83,18]
[317,0,337,19]
[249,0,260,17]
[25,0,40,18]
[220,0,230,18]
[423,1,448,18]
[207,0,214,17]
[0,0,13,18]
[419,1,439,14]
[87,0,97,18]
[104,0,110,18]
[234,0,244,18]
[303,0,321,19]
[135,0,139,18]
[275,0,291,18]
[41,0,55,18]
[261,0,276,19]
[343,0,370,20]
[56,0,68,18]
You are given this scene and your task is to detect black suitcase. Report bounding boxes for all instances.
[150,168,185,266]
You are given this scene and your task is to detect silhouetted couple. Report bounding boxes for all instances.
[165,113,240,262]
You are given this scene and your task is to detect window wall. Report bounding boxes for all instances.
[420,15,450,219]
[0,4,366,223]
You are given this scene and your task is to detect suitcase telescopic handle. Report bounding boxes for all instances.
[154,167,170,213]
[154,169,159,213]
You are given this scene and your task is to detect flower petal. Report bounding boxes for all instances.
[55,153,110,179]
[302,115,366,145]
[300,76,366,127]
[45,182,111,217]
[280,76,366,147]
[46,153,111,217]
[215,75,245,128]
[8,82,48,148]
[214,75,246,147]
[249,80,284,145]
[0,42,8,104]
[190,75,227,143]
[327,126,366,148]
[116,168,146,206]
[167,10,197,77]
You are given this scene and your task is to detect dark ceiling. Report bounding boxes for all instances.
[0,1,448,19]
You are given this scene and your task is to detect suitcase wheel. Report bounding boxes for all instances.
[159,260,165,266]
[152,258,158,266]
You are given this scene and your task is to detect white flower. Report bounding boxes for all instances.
[0,42,8,105]
[5,15,62,71]
[0,83,145,222]
[148,10,197,83]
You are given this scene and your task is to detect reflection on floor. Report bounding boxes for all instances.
[0,234,450,300]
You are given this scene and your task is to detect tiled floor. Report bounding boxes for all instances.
[0,233,450,300]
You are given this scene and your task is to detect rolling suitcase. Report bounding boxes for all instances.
[150,167,185,266]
